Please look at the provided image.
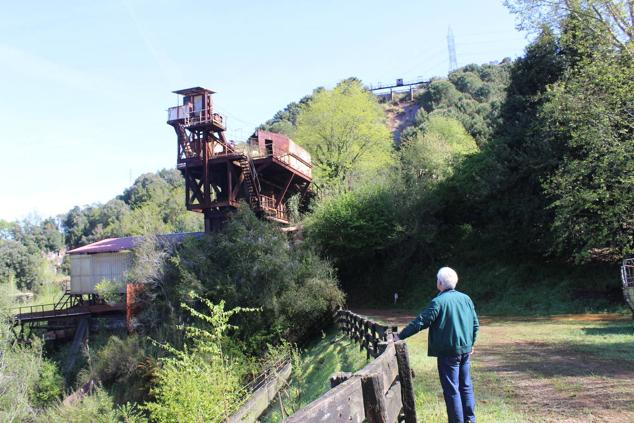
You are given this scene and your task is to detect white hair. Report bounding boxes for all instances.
[437,267,458,290]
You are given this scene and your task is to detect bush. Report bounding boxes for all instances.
[145,295,254,423]
[35,388,146,423]
[0,285,43,422]
[31,360,65,408]
[78,335,154,405]
[144,206,344,348]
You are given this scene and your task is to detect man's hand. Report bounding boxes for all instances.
[470,347,475,355]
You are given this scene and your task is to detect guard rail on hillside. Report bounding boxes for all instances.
[227,358,292,423]
[283,309,416,423]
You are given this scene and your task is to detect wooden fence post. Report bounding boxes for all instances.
[395,342,417,423]
[364,334,373,360]
[329,371,352,388]
[361,373,388,423]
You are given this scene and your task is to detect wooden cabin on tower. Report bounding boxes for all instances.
[167,87,312,231]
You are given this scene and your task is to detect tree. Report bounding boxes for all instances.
[150,207,344,347]
[416,63,512,146]
[400,116,479,183]
[293,79,394,189]
[541,42,634,260]
[0,239,42,289]
[121,173,171,209]
[505,0,634,57]
[259,93,316,135]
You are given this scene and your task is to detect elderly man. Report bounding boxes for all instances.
[396,267,479,423]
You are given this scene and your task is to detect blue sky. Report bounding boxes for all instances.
[0,0,530,221]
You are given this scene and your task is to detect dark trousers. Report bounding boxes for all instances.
[437,353,476,423]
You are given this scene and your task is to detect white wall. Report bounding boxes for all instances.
[70,252,132,295]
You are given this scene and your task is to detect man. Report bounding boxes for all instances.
[396,267,479,423]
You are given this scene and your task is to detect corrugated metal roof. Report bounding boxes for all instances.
[67,232,204,255]
[172,87,215,95]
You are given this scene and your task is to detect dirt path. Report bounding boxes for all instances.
[354,309,634,422]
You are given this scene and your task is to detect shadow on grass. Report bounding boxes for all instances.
[581,324,634,336]
[478,341,634,379]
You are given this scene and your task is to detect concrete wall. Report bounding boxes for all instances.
[70,252,132,295]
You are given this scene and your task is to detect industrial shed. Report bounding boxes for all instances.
[67,233,202,295]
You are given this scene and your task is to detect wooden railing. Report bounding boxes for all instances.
[227,358,292,423]
[283,309,416,423]
[337,309,398,360]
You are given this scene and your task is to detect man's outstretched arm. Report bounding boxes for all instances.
[397,299,440,340]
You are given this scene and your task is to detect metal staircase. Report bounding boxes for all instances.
[173,123,194,158]
[239,156,261,209]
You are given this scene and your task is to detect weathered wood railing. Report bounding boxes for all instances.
[336,309,399,360]
[226,358,292,423]
[283,309,416,423]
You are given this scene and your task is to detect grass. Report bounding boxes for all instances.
[404,326,527,423]
[260,329,369,422]
[262,314,634,422]
[366,311,634,422]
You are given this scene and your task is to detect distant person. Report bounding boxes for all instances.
[393,292,399,305]
[395,267,479,423]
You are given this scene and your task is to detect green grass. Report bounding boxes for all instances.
[28,281,66,307]
[260,329,369,422]
[404,330,528,423]
[263,317,634,422]
[370,312,634,422]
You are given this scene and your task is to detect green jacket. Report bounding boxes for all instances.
[398,289,479,357]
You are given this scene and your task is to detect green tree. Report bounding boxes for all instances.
[0,239,42,289]
[148,207,344,348]
[505,0,634,57]
[416,63,511,145]
[259,93,316,135]
[400,116,479,183]
[145,294,254,423]
[541,34,634,259]
[293,79,394,189]
[435,27,567,256]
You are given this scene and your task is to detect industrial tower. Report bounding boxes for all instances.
[167,87,312,231]
[447,26,458,73]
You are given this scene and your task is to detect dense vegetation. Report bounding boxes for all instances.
[0,207,343,422]
[62,169,203,249]
[279,1,632,310]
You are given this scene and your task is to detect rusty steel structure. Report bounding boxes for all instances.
[167,87,312,231]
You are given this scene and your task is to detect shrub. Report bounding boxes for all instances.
[145,207,344,348]
[35,388,146,423]
[0,285,43,422]
[145,295,255,423]
[79,335,154,405]
[31,360,65,408]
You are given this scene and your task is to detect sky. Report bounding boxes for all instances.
[0,0,530,222]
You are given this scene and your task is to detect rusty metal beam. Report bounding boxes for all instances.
[276,174,294,208]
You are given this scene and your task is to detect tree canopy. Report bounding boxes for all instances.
[292,79,394,189]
